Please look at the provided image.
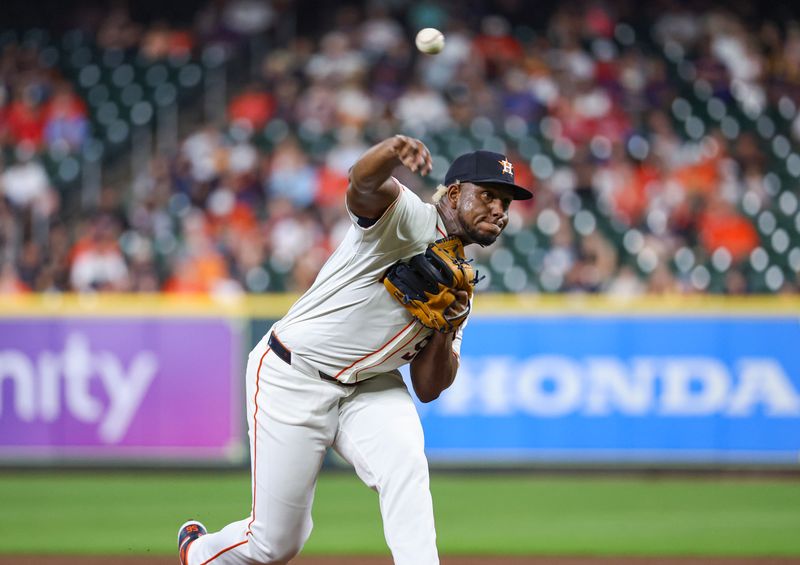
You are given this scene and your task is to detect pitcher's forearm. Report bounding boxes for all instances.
[410,331,459,403]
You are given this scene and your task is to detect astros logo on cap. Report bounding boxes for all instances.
[499,159,514,176]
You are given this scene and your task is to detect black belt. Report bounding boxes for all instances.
[267,332,356,386]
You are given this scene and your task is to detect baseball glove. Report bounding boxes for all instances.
[383,236,480,332]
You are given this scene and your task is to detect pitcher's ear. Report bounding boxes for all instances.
[446,183,461,207]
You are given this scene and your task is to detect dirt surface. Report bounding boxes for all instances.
[3,556,798,564]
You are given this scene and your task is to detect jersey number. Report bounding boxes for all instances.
[401,335,432,361]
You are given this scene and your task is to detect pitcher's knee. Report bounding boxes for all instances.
[392,449,429,479]
[248,525,309,564]
[248,542,302,564]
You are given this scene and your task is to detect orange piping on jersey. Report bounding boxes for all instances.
[352,324,427,379]
[199,539,249,564]
[435,209,448,238]
[333,320,415,381]
[245,346,271,537]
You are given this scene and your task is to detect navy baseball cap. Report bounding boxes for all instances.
[444,150,533,200]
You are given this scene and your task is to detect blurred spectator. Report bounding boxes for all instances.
[43,83,88,152]
[647,263,680,294]
[568,231,618,292]
[266,200,326,281]
[394,81,451,131]
[295,78,338,131]
[306,31,366,85]
[69,215,130,291]
[359,4,404,62]
[5,83,47,148]
[325,127,368,178]
[96,7,142,50]
[0,262,29,293]
[698,194,759,261]
[222,0,274,36]
[163,212,239,294]
[140,21,194,60]
[607,265,645,296]
[181,126,226,184]
[335,84,373,130]
[265,137,318,207]
[1,143,58,216]
[418,20,472,90]
[501,68,543,122]
[228,84,275,131]
[473,15,524,79]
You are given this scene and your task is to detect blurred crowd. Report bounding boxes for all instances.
[1,0,799,295]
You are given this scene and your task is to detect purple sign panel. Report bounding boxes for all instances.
[0,318,243,461]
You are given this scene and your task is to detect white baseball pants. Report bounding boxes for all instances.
[186,333,439,565]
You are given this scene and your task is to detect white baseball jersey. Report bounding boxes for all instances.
[272,178,464,384]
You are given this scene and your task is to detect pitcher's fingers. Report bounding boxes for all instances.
[420,151,433,175]
[399,144,420,171]
[409,142,430,174]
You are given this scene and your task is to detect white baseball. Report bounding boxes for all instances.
[415,28,445,55]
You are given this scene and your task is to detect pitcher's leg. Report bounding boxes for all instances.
[334,374,439,565]
[187,353,339,564]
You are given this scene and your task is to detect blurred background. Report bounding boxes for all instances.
[1,0,800,296]
[1,0,799,560]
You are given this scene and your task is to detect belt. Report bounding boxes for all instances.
[267,332,356,387]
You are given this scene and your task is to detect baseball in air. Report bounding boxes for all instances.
[415,28,445,54]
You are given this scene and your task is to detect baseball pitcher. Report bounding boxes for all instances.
[178,135,532,565]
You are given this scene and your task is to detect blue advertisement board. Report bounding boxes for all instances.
[413,315,800,465]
